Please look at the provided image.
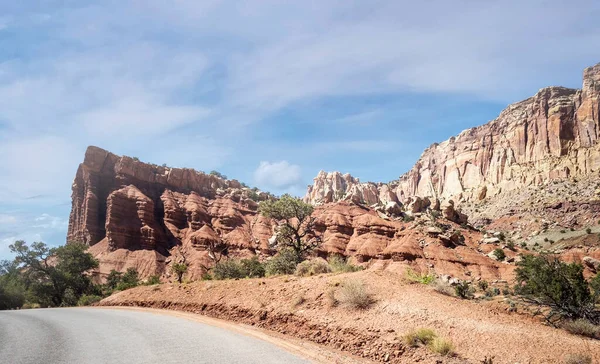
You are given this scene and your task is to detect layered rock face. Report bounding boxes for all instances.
[69,147,513,281]
[305,63,600,207]
[68,146,274,278]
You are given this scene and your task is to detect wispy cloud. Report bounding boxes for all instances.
[254,161,303,190]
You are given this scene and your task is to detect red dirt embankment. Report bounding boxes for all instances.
[100,270,600,364]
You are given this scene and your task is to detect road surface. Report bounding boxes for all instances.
[0,307,310,364]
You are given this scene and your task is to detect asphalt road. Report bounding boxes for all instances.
[0,308,310,364]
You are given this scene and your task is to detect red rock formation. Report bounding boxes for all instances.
[305,63,600,206]
[68,146,274,279]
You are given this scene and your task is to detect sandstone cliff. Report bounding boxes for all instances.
[68,146,275,278]
[305,63,600,208]
[69,147,515,282]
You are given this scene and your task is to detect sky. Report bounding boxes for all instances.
[1,0,599,259]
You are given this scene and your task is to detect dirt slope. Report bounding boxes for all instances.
[99,270,599,364]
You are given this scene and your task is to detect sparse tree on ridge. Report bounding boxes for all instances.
[258,194,321,260]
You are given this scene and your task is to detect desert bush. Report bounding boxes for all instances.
[77,294,102,306]
[337,280,374,309]
[561,319,600,338]
[564,353,592,364]
[493,248,506,261]
[454,281,474,299]
[295,258,331,277]
[145,275,160,285]
[328,255,361,273]
[213,260,246,280]
[433,280,455,297]
[478,280,489,291]
[506,241,515,251]
[402,328,437,347]
[265,249,299,276]
[292,294,306,307]
[116,268,140,291]
[240,256,266,278]
[485,287,501,297]
[405,268,435,285]
[429,337,455,356]
[171,263,188,283]
[586,228,592,234]
[515,254,599,324]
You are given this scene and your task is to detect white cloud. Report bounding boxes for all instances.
[33,213,68,230]
[0,214,17,224]
[254,161,303,190]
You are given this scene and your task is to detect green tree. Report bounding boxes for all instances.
[106,269,123,290]
[0,260,27,309]
[172,263,188,283]
[209,170,227,180]
[514,254,599,324]
[259,194,321,260]
[116,268,140,290]
[9,241,98,307]
[493,248,506,261]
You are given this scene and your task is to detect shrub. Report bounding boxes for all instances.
[337,280,374,309]
[213,260,246,280]
[115,268,140,291]
[402,328,437,347]
[478,280,489,291]
[265,249,299,276]
[493,248,506,261]
[586,228,592,234]
[485,287,500,297]
[328,255,361,273]
[172,263,188,283]
[560,230,566,234]
[506,241,515,251]
[497,232,506,241]
[433,280,455,297]
[561,319,600,338]
[514,254,599,324]
[402,214,415,222]
[292,295,305,307]
[405,268,435,285]
[77,294,102,306]
[429,337,455,356]
[209,170,227,179]
[295,258,331,277]
[145,275,160,285]
[240,256,266,278]
[564,354,592,364]
[454,281,474,299]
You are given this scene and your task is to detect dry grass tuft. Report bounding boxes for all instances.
[402,328,437,347]
[561,319,600,338]
[564,353,592,364]
[429,337,455,356]
[295,258,331,277]
[337,280,374,309]
[432,279,455,297]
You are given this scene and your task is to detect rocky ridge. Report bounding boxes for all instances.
[305,63,600,212]
[69,147,515,282]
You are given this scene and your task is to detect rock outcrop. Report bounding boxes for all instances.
[305,63,600,207]
[68,146,274,279]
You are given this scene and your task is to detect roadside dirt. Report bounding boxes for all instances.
[99,270,600,363]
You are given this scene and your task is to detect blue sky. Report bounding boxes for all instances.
[1,0,600,258]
